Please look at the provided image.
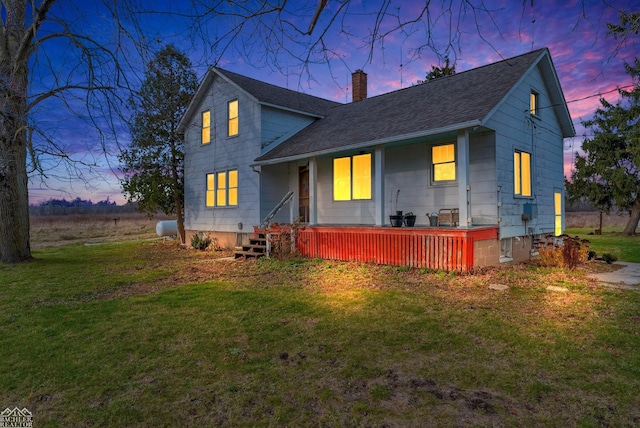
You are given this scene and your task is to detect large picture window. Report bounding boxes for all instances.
[432,143,456,182]
[514,150,532,197]
[205,169,238,207]
[202,110,211,144]
[228,99,238,137]
[333,153,372,201]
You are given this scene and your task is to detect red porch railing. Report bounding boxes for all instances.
[258,225,498,272]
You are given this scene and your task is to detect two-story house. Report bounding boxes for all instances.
[177,48,575,271]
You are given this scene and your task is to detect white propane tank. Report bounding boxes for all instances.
[156,220,178,237]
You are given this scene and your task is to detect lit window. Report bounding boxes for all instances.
[352,154,371,199]
[205,173,215,207]
[229,170,238,205]
[432,143,456,181]
[202,110,210,144]
[333,153,371,201]
[514,150,531,196]
[530,91,538,116]
[554,192,562,236]
[228,99,238,137]
[206,169,238,207]
[216,171,227,206]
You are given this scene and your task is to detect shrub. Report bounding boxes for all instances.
[191,232,212,251]
[535,234,590,269]
[265,218,307,260]
[601,253,618,264]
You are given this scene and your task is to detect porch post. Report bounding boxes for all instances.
[374,145,385,226]
[457,130,470,227]
[309,156,318,225]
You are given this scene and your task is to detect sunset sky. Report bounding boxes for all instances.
[27,0,638,205]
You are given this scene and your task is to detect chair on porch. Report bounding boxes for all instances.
[438,208,459,226]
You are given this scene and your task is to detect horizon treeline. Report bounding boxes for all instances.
[29,197,140,216]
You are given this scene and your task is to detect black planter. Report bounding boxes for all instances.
[404,215,416,227]
[389,215,404,227]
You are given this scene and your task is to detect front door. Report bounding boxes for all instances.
[298,166,309,223]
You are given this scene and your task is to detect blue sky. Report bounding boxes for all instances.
[27,0,638,205]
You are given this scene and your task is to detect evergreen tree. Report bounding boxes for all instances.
[565,59,640,235]
[422,57,456,82]
[119,45,197,243]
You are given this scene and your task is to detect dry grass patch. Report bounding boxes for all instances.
[30,213,173,249]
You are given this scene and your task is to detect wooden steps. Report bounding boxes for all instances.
[234,235,267,260]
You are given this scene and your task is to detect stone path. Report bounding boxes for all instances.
[588,261,640,290]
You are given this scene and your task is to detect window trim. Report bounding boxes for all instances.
[530,90,539,117]
[500,238,513,263]
[227,99,238,137]
[201,110,211,144]
[514,149,532,197]
[554,191,562,236]
[205,173,215,207]
[333,153,372,201]
[205,169,239,207]
[431,142,457,184]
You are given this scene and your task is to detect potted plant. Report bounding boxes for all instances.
[404,212,416,227]
[389,189,403,227]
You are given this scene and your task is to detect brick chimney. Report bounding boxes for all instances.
[352,69,367,102]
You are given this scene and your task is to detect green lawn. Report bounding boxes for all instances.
[566,227,640,263]
[1,241,639,426]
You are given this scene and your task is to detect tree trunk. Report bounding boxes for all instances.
[0,109,31,263]
[622,200,640,235]
[170,140,185,245]
[175,191,185,245]
[1,2,32,263]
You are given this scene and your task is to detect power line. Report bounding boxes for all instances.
[565,84,634,106]
[534,84,635,114]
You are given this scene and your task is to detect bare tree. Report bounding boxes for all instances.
[1,0,632,263]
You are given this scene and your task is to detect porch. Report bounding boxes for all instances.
[260,225,499,273]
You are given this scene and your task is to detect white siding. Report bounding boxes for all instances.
[261,163,291,224]
[486,63,565,238]
[303,138,495,228]
[183,75,323,233]
[385,143,456,227]
[316,155,376,224]
[468,132,497,225]
[261,107,315,149]
[183,76,261,233]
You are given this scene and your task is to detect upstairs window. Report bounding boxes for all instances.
[333,153,372,201]
[530,91,539,116]
[514,150,532,197]
[228,99,238,137]
[202,110,211,144]
[432,143,456,182]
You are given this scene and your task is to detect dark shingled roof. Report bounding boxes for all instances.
[217,68,341,117]
[255,49,547,163]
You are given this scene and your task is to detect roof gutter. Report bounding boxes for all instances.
[251,119,483,167]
